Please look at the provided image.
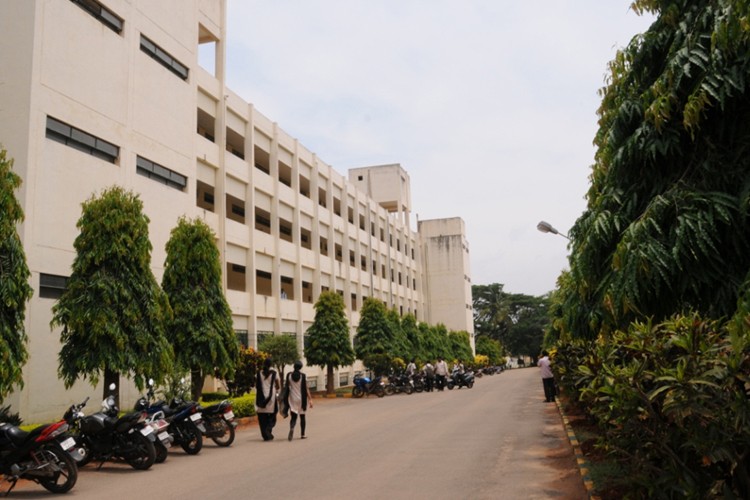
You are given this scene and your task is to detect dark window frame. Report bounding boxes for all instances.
[136,155,187,190]
[46,116,119,164]
[69,0,123,33]
[40,273,69,299]
[140,34,189,80]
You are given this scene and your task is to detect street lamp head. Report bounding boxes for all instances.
[537,220,569,240]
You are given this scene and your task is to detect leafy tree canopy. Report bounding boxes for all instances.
[354,298,393,360]
[259,334,299,381]
[162,216,238,399]
[475,336,505,366]
[560,0,750,339]
[53,186,173,394]
[305,291,354,393]
[0,148,33,401]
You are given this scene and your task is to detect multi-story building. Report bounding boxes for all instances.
[0,0,473,421]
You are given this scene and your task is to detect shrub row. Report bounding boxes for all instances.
[554,314,750,498]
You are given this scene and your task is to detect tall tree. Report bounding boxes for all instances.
[53,186,173,402]
[162,217,238,400]
[354,298,393,363]
[401,313,421,362]
[505,293,550,358]
[472,283,510,341]
[475,336,505,366]
[258,334,299,381]
[0,149,33,402]
[560,0,750,339]
[447,330,473,363]
[304,291,355,394]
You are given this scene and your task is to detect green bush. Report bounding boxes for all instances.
[556,314,750,498]
[201,392,230,403]
[229,394,255,418]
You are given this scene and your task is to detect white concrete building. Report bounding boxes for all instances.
[0,0,473,421]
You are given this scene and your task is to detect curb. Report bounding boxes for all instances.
[555,397,601,500]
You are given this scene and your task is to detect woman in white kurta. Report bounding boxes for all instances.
[255,358,280,441]
[284,360,313,440]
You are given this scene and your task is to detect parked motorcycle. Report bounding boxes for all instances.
[134,379,204,455]
[67,387,157,470]
[199,400,236,447]
[352,374,385,398]
[0,419,78,494]
[411,373,426,393]
[447,370,475,390]
[384,373,414,395]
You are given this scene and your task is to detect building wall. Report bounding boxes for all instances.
[418,218,475,347]
[0,0,471,421]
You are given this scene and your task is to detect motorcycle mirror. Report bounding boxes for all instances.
[180,377,186,384]
[148,378,154,387]
[108,383,116,391]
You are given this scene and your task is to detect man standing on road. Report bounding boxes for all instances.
[537,351,555,403]
[435,357,449,391]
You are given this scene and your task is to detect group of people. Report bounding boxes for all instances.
[254,358,313,442]
[406,357,463,392]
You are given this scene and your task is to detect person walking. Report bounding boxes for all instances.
[284,360,313,440]
[255,357,280,441]
[537,351,556,403]
[435,357,449,391]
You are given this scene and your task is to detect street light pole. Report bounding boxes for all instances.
[536,220,570,240]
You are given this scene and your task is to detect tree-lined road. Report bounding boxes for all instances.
[13,368,586,499]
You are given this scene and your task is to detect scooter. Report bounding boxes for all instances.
[447,369,475,390]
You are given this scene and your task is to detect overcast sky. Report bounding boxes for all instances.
[219,1,655,297]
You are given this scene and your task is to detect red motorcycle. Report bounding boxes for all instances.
[0,418,78,494]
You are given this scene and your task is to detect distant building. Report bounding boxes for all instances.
[0,0,472,421]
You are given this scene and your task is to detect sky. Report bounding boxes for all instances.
[219,1,655,297]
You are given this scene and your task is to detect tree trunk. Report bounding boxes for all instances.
[103,368,119,409]
[326,365,335,395]
[191,367,204,401]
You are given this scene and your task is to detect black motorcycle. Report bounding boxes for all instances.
[0,419,78,495]
[352,374,386,398]
[384,373,414,395]
[68,391,157,470]
[447,370,475,390]
[199,400,236,447]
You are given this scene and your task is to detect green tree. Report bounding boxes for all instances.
[354,298,393,365]
[505,294,550,358]
[559,0,750,339]
[447,330,473,363]
[162,217,238,400]
[226,347,266,397]
[472,283,510,341]
[304,291,355,394]
[386,308,411,361]
[418,323,451,362]
[52,186,173,402]
[401,313,420,362]
[0,148,33,402]
[258,334,299,381]
[475,336,505,366]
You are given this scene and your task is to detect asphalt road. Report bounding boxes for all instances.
[10,368,587,499]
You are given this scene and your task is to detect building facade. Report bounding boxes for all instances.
[0,0,473,421]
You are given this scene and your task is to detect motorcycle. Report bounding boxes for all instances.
[199,400,236,447]
[68,386,157,470]
[143,411,172,463]
[411,373,426,393]
[384,373,414,395]
[134,379,204,455]
[351,374,385,398]
[0,419,78,495]
[447,369,475,389]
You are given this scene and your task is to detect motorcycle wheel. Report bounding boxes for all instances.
[468,381,474,389]
[210,419,235,447]
[447,383,455,390]
[154,440,168,464]
[375,387,385,398]
[352,386,364,398]
[179,423,203,455]
[404,386,414,395]
[125,432,156,470]
[384,385,395,396]
[414,384,423,393]
[38,445,78,494]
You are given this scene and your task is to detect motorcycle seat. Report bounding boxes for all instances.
[0,423,30,447]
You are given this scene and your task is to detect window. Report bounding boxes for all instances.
[255,208,271,234]
[136,156,186,190]
[227,263,246,291]
[235,330,249,348]
[302,281,313,303]
[70,0,122,33]
[281,276,294,300]
[46,116,119,163]
[279,218,293,243]
[40,273,68,299]
[226,194,245,223]
[140,35,188,80]
[256,270,272,296]
[196,181,214,212]
[300,228,312,250]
